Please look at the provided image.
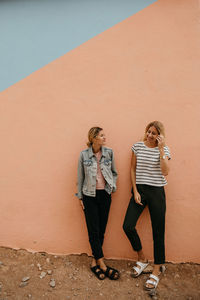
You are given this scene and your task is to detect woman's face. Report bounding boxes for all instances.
[146,126,159,144]
[93,130,106,146]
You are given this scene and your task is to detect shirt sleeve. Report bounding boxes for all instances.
[164,146,171,160]
[131,143,137,155]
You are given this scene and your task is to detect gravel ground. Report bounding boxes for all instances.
[0,247,199,300]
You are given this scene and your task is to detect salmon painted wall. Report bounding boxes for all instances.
[0,0,200,263]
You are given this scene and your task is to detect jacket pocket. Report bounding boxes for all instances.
[104,159,111,166]
[83,160,93,166]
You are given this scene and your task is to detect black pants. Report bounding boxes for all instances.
[123,184,166,264]
[82,190,111,260]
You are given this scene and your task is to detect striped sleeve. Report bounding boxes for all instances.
[131,143,137,155]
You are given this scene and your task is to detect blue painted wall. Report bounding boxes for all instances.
[0,0,156,91]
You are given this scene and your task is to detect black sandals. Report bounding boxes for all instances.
[103,266,120,280]
[90,265,106,280]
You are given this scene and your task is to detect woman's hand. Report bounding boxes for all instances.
[80,200,85,210]
[134,191,143,206]
[157,134,165,150]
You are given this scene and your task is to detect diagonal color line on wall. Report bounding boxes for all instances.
[0,0,157,92]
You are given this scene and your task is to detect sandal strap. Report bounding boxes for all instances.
[133,261,149,276]
[91,266,105,280]
[146,279,157,287]
[104,266,119,280]
[91,266,99,272]
[133,266,140,274]
[136,261,148,268]
[105,266,115,276]
[149,274,159,282]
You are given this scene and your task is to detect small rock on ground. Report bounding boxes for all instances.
[49,279,56,288]
[19,282,28,288]
[22,277,30,282]
[40,271,47,279]
[37,263,42,270]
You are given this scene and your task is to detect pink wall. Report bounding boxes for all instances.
[0,0,200,263]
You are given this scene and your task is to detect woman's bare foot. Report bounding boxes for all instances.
[91,258,97,268]
[145,264,164,290]
[90,257,105,280]
[132,250,148,277]
[97,258,119,280]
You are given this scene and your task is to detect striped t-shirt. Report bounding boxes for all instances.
[132,141,171,187]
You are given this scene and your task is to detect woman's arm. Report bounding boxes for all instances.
[111,150,118,192]
[131,152,143,206]
[159,149,170,176]
[157,136,170,176]
[77,152,85,200]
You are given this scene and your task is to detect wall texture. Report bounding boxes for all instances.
[0,0,200,263]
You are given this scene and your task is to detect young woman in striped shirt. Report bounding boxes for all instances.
[123,121,171,291]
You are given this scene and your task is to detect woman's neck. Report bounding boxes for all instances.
[92,144,101,153]
[144,140,157,148]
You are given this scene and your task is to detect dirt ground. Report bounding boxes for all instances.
[0,247,199,300]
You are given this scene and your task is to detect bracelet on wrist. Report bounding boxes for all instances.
[160,155,166,160]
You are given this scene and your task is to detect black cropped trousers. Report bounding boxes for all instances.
[123,184,166,265]
[82,190,111,260]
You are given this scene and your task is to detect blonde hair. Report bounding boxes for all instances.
[87,127,103,147]
[143,121,165,141]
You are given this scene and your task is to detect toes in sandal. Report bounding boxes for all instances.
[90,265,105,280]
[144,274,159,291]
[132,261,149,278]
[103,266,120,280]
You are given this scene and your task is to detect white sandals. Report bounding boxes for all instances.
[144,265,166,291]
[132,261,149,277]
[144,274,159,290]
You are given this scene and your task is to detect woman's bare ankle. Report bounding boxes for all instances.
[91,258,97,268]
[97,258,106,271]
[152,264,162,276]
[137,250,147,262]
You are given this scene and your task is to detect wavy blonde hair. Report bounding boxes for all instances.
[143,121,165,142]
[87,127,103,147]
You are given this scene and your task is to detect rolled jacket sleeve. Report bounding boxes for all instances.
[111,150,118,192]
[76,152,85,199]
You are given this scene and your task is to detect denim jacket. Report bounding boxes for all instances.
[76,146,118,199]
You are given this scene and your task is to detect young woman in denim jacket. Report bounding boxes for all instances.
[77,127,120,280]
[123,121,171,291]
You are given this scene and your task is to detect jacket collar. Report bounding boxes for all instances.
[101,146,106,157]
[88,146,106,158]
[88,147,94,158]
